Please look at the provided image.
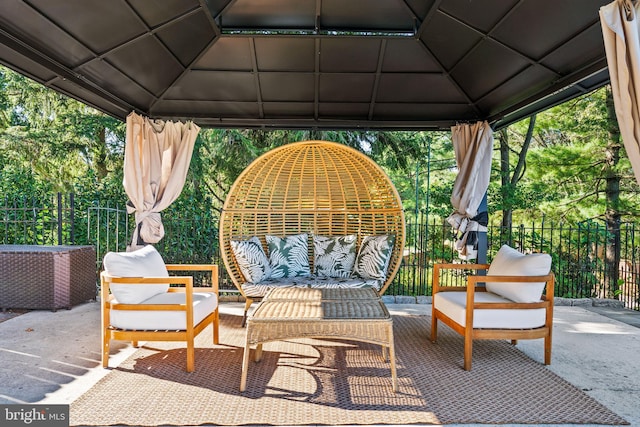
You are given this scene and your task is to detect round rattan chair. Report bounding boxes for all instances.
[220,140,405,314]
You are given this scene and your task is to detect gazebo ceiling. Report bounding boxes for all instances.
[0,0,612,130]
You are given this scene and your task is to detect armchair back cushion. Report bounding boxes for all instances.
[103,245,169,304]
[486,245,552,303]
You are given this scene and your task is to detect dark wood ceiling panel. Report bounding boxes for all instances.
[373,103,477,122]
[264,102,315,117]
[155,11,216,67]
[404,0,437,21]
[78,60,155,109]
[541,24,607,75]
[377,74,467,103]
[451,39,531,101]
[492,0,606,60]
[129,0,201,28]
[52,78,132,118]
[439,0,519,33]
[319,74,375,102]
[420,10,482,71]
[0,42,59,83]
[255,38,316,72]
[319,103,370,119]
[28,0,145,54]
[0,1,93,67]
[164,71,257,101]
[259,73,315,102]
[321,0,414,30]
[476,65,559,117]
[194,38,253,70]
[320,38,381,72]
[381,40,441,72]
[222,0,316,28]
[105,36,185,96]
[153,100,259,118]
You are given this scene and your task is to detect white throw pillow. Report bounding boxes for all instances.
[230,236,272,283]
[103,245,169,304]
[486,245,552,303]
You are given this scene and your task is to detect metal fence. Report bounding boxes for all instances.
[1,193,76,245]
[2,194,639,310]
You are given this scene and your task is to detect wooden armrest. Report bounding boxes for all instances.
[165,264,217,271]
[468,274,554,284]
[434,263,490,271]
[432,263,490,294]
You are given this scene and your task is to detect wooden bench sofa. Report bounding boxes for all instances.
[219,140,406,320]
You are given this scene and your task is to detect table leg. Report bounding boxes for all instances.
[388,325,397,392]
[240,339,251,392]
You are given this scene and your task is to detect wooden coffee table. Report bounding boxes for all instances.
[240,287,397,392]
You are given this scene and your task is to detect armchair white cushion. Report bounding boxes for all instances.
[486,245,552,303]
[434,291,546,329]
[103,245,169,304]
[109,291,218,330]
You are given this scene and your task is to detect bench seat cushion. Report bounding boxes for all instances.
[434,291,545,329]
[242,275,382,298]
[110,292,218,330]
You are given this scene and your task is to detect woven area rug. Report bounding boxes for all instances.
[71,313,628,426]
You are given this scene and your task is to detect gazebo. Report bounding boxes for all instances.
[0,0,613,131]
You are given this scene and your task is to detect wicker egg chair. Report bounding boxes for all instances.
[220,140,406,315]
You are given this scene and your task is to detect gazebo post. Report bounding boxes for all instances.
[477,193,488,265]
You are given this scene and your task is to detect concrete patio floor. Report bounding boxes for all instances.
[0,300,639,427]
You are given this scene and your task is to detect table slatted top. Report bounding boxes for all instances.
[265,287,379,301]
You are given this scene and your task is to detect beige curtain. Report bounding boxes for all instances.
[124,112,200,251]
[447,121,494,260]
[601,0,640,184]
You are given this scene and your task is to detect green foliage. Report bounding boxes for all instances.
[495,87,640,223]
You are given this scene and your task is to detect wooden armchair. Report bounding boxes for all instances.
[431,245,554,370]
[100,245,219,372]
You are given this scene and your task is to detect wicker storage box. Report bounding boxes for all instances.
[0,245,97,311]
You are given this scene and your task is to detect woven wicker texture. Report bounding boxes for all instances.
[220,140,405,297]
[251,300,389,320]
[267,287,379,301]
[71,313,629,426]
[0,245,96,310]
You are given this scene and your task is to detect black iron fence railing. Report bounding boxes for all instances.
[1,193,76,246]
[1,194,639,310]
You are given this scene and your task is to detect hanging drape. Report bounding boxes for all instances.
[601,0,640,185]
[447,121,494,260]
[124,111,200,251]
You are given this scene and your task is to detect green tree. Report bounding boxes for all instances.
[0,66,125,198]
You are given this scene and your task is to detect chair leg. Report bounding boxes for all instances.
[430,315,438,342]
[212,310,219,345]
[241,298,253,327]
[186,339,195,372]
[544,334,552,365]
[102,330,110,368]
[463,328,473,371]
